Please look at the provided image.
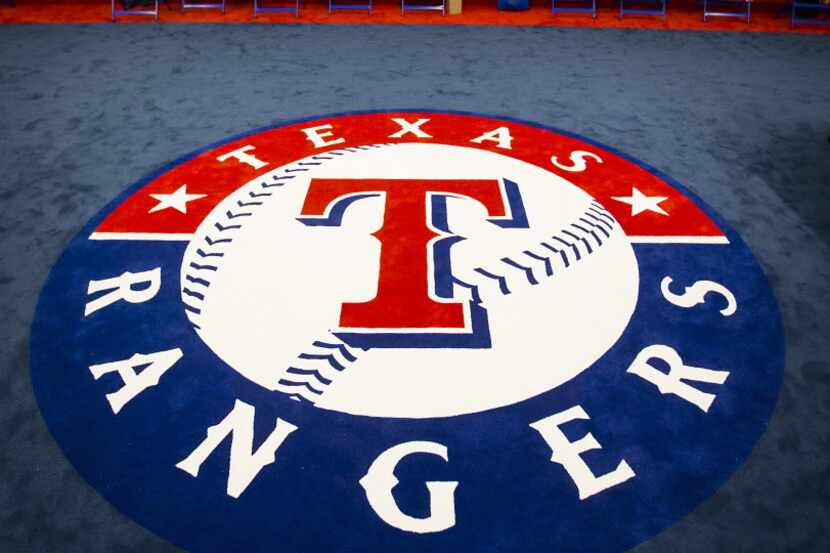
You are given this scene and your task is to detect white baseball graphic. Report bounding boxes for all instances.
[181,143,640,418]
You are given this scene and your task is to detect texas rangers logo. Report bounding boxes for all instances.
[31,111,783,552]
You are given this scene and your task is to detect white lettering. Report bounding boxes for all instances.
[302,124,346,148]
[389,118,432,138]
[470,127,514,150]
[660,276,737,316]
[530,405,635,500]
[176,399,297,499]
[85,268,161,316]
[216,145,269,170]
[88,348,182,414]
[550,150,603,173]
[359,441,458,534]
[627,344,730,412]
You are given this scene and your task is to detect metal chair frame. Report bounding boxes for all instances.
[552,0,598,18]
[329,0,372,14]
[254,0,302,17]
[619,0,666,19]
[112,0,172,22]
[791,0,830,26]
[182,0,227,13]
[401,0,446,15]
[702,0,751,22]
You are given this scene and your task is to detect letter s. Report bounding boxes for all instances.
[550,150,603,173]
[660,276,737,317]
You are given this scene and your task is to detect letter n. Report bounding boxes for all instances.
[176,400,298,498]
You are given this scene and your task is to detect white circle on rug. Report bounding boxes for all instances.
[182,142,639,418]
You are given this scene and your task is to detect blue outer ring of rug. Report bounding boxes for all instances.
[30,109,784,553]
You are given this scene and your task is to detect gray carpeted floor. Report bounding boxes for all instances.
[1,23,829,553]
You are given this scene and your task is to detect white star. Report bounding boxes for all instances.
[611,187,669,216]
[148,185,207,214]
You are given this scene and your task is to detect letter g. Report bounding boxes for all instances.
[359,441,458,534]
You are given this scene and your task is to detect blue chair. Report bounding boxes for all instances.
[702,0,751,22]
[552,0,597,19]
[254,0,302,17]
[792,0,830,26]
[329,0,373,15]
[401,0,446,15]
[182,0,227,13]
[620,0,666,19]
[112,0,172,22]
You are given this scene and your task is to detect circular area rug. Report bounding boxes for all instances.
[30,111,784,553]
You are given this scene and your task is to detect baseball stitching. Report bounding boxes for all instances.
[181,145,393,403]
[180,145,619,405]
[451,201,618,305]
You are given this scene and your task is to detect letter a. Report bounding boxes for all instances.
[470,127,514,150]
[88,348,182,414]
